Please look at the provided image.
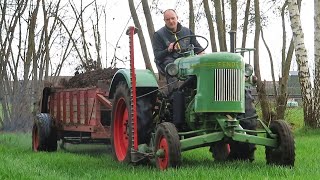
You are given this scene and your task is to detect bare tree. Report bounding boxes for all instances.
[189,0,195,33]
[203,0,217,52]
[92,0,102,68]
[261,29,277,99]
[230,0,237,31]
[241,0,251,56]
[213,0,227,51]
[274,1,295,120]
[254,0,271,122]
[141,0,155,41]
[128,0,154,73]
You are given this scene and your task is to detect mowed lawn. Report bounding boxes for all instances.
[0,129,320,180]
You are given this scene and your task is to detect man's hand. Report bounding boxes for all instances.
[167,42,174,52]
[167,42,179,53]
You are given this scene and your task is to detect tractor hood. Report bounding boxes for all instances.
[171,52,245,113]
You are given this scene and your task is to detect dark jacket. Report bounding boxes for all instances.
[152,23,202,66]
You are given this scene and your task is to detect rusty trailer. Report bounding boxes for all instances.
[32,86,113,151]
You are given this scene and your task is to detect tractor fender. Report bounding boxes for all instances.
[109,69,158,99]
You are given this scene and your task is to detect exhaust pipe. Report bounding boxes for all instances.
[229,31,236,53]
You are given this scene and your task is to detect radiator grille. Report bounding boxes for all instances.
[214,69,241,101]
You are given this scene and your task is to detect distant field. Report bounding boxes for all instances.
[1,128,320,180]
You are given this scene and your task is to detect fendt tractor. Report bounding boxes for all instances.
[32,26,295,170]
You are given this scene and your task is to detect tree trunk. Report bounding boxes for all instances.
[230,0,237,31]
[254,0,271,122]
[261,29,277,98]
[188,0,195,33]
[314,0,320,127]
[241,0,250,56]
[288,0,315,127]
[213,0,227,51]
[141,0,155,41]
[203,0,217,52]
[128,0,154,73]
[93,0,102,68]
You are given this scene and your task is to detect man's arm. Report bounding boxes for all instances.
[152,32,170,61]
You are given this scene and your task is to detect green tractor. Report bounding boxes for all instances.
[108,27,295,170]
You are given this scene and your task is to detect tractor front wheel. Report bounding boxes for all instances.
[154,122,181,170]
[265,120,295,167]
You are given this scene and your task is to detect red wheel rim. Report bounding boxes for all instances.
[157,135,169,170]
[114,97,129,161]
[227,144,230,153]
[32,125,39,151]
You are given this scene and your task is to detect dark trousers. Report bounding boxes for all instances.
[156,57,178,94]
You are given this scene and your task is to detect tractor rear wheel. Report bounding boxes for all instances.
[111,83,155,163]
[111,83,132,163]
[32,113,57,152]
[136,92,154,145]
[154,122,181,170]
[265,120,295,167]
[209,141,230,161]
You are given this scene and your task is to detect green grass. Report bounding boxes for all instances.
[1,130,320,180]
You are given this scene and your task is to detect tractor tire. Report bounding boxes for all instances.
[111,82,132,163]
[111,83,154,163]
[136,94,153,145]
[265,120,295,167]
[154,122,181,170]
[209,141,230,161]
[32,113,57,152]
[229,89,257,161]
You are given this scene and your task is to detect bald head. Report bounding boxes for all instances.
[163,9,178,32]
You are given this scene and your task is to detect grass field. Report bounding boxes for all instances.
[1,127,320,180]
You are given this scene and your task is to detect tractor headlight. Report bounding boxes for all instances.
[245,63,253,76]
[165,63,178,77]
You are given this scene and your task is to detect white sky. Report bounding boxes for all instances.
[61,0,314,81]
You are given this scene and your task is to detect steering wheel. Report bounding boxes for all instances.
[172,35,208,55]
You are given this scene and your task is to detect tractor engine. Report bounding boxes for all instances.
[164,52,246,131]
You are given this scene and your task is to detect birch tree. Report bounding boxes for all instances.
[287,0,315,127]
[314,0,320,127]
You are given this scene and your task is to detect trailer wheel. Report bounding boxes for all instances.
[111,83,132,163]
[154,122,181,170]
[265,120,295,167]
[209,141,230,161]
[32,113,57,152]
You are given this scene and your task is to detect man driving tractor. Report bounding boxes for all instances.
[152,9,204,93]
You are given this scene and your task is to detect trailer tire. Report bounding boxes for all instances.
[154,122,181,170]
[32,113,57,152]
[209,141,230,161]
[265,120,295,167]
[111,82,132,163]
